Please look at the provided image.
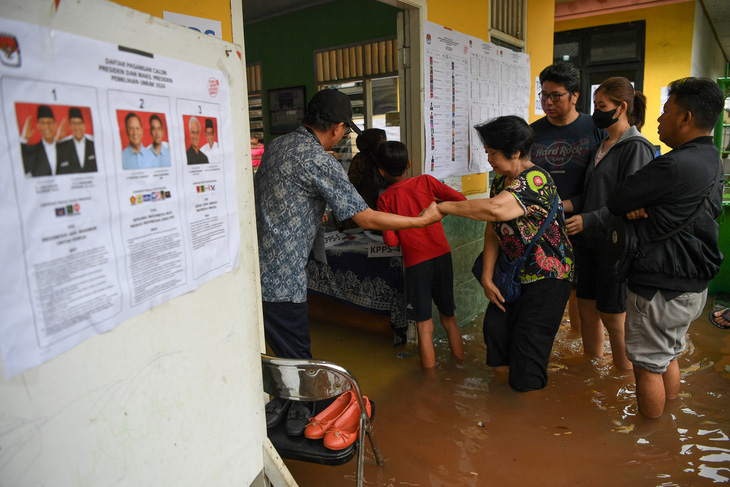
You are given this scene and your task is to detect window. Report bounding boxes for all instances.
[314,37,399,84]
[554,22,645,115]
[316,38,401,171]
[489,0,526,52]
[246,63,264,140]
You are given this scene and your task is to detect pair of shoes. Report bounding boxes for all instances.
[304,391,355,439]
[286,401,313,436]
[265,397,291,429]
[323,396,372,451]
[710,308,730,329]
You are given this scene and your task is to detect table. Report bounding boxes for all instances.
[305,233,407,344]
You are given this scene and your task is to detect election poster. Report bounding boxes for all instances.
[0,17,240,377]
[423,21,531,180]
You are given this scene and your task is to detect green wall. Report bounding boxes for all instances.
[438,216,489,331]
[244,0,401,142]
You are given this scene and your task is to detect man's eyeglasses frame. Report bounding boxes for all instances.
[539,91,572,103]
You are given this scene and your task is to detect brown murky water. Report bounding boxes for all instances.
[284,298,730,486]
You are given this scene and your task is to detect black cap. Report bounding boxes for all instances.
[37,105,54,120]
[205,118,213,129]
[69,107,83,120]
[307,89,361,135]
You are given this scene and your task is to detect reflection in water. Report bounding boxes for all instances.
[284,301,730,486]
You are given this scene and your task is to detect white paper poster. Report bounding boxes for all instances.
[0,18,240,376]
[423,22,531,180]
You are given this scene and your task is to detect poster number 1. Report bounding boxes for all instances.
[51,89,57,101]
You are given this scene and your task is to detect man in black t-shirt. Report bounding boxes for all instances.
[530,63,605,333]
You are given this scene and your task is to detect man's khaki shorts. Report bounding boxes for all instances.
[625,288,706,374]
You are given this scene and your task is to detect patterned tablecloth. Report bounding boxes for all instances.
[305,233,407,345]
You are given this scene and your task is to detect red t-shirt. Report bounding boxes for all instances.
[377,175,466,267]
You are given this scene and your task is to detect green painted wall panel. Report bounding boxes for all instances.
[244,0,401,141]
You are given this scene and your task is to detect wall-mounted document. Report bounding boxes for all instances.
[0,17,240,377]
[423,22,531,180]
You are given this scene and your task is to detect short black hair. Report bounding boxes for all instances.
[149,114,162,126]
[125,112,141,127]
[667,77,725,131]
[375,141,409,177]
[301,108,338,132]
[355,128,386,153]
[474,116,533,159]
[539,62,581,94]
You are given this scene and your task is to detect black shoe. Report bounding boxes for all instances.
[285,401,313,436]
[265,397,291,429]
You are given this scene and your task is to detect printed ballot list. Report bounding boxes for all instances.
[0,18,240,377]
[423,21,531,180]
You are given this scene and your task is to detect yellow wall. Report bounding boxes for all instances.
[526,0,555,123]
[110,0,233,43]
[555,1,696,152]
[426,0,490,40]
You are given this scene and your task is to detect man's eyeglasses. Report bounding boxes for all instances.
[539,91,571,103]
[342,124,352,136]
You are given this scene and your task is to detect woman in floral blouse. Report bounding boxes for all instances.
[433,115,574,391]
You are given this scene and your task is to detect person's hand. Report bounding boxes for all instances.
[565,214,583,235]
[481,276,506,312]
[21,115,33,140]
[626,208,648,220]
[55,118,68,142]
[562,199,574,214]
[419,201,444,225]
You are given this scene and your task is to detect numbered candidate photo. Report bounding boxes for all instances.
[116,109,172,170]
[183,114,209,165]
[16,103,97,177]
[199,117,221,164]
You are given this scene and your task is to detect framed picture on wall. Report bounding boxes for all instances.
[268,86,306,134]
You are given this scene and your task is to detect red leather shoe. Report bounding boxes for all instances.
[323,396,371,451]
[304,391,355,440]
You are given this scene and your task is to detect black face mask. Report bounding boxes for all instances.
[592,107,619,129]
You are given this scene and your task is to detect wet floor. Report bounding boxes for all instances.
[283,297,730,487]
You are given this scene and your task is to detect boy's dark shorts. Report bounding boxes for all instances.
[405,253,456,322]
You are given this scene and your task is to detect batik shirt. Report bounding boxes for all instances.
[254,126,369,302]
[490,166,574,284]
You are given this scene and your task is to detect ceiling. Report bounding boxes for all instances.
[241,0,730,66]
[704,0,730,67]
[242,0,334,23]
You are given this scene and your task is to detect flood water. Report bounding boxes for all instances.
[283,296,730,487]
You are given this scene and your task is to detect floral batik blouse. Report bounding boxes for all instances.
[490,166,574,284]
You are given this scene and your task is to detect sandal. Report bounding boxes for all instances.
[709,308,730,330]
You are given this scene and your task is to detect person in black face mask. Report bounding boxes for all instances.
[562,77,655,370]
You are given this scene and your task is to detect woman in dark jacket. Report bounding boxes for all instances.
[563,77,655,369]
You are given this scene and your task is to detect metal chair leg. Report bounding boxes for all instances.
[356,414,366,487]
[364,421,384,466]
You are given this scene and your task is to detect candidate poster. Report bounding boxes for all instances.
[0,18,240,377]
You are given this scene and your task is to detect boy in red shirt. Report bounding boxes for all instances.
[376,141,466,368]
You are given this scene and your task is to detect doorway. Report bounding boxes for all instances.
[554,21,646,114]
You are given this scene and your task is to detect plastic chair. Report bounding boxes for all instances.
[261,354,384,487]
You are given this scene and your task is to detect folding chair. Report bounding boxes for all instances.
[261,354,384,487]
